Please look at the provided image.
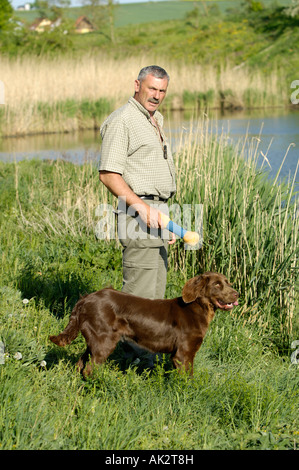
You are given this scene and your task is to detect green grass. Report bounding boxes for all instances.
[0,97,113,137]
[0,123,298,449]
[0,289,298,450]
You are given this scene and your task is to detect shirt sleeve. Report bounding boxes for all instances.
[99,115,129,174]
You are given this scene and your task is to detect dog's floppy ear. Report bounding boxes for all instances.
[182,275,207,303]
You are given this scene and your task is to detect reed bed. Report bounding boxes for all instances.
[0,55,287,136]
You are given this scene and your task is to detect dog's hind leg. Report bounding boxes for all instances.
[82,333,119,377]
[77,347,91,374]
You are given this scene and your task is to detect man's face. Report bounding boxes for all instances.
[134,74,168,115]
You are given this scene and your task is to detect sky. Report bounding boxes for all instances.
[11,0,157,10]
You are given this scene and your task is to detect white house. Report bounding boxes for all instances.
[17,3,31,10]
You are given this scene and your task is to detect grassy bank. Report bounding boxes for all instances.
[0,123,298,449]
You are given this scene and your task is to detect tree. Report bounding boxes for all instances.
[245,0,264,12]
[33,0,71,21]
[107,0,115,44]
[83,0,117,43]
[0,0,13,32]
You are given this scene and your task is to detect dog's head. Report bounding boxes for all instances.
[182,272,239,311]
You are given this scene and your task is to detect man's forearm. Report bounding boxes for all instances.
[99,171,160,228]
[99,171,141,206]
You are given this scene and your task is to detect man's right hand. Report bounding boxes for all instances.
[133,202,161,229]
[99,171,162,229]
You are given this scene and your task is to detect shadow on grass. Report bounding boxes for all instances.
[17,265,99,318]
[46,340,174,378]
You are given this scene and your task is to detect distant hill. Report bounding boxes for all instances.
[15,1,294,28]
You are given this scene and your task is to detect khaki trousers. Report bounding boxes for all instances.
[118,198,169,300]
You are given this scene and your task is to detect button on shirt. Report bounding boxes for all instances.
[99,97,176,200]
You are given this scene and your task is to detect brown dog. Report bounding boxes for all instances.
[49,272,239,376]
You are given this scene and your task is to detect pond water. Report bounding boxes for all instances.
[0,107,298,187]
[214,109,299,185]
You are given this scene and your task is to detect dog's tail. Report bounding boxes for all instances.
[49,302,82,347]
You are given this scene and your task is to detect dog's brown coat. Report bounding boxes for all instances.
[50,272,238,376]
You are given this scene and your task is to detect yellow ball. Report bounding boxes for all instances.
[183,231,200,246]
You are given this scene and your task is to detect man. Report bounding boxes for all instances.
[99,65,176,301]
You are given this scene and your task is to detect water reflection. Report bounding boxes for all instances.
[0,130,102,164]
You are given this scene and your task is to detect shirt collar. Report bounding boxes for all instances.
[128,96,164,127]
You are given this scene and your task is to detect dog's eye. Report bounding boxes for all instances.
[214,283,221,288]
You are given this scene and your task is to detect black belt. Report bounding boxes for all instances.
[139,195,168,202]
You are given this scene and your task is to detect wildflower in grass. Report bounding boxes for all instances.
[22,299,29,305]
[40,360,47,368]
[14,352,22,360]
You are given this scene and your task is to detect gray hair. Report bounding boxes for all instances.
[137,65,170,83]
